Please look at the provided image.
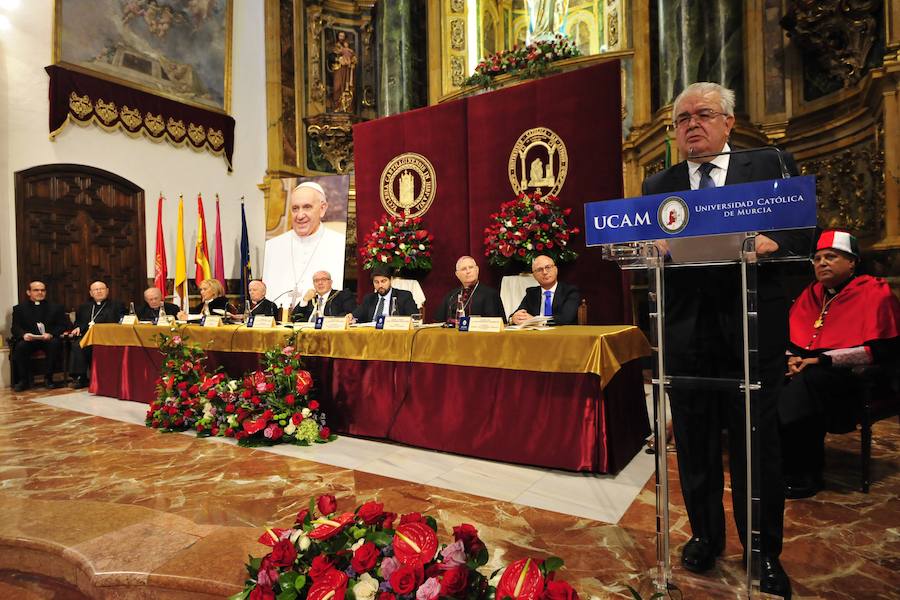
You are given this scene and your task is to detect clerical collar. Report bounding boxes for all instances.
[464,282,479,291]
[95,301,105,306]
[826,274,856,297]
[291,225,325,245]
[32,301,41,306]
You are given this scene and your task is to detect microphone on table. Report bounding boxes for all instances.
[685,146,793,179]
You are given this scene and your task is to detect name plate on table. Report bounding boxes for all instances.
[583,175,817,246]
[316,316,348,330]
[119,315,138,325]
[248,315,276,328]
[377,316,413,331]
[201,315,223,327]
[458,316,504,332]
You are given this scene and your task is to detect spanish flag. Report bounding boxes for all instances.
[194,193,212,284]
[174,195,188,310]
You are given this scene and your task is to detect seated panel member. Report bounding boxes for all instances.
[435,256,504,324]
[779,230,900,499]
[66,281,126,388]
[11,280,69,391]
[177,278,229,320]
[236,279,279,319]
[137,287,180,322]
[509,255,581,325]
[351,265,417,323]
[292,270,356,322]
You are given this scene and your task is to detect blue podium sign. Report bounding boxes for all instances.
[583,176,816,246]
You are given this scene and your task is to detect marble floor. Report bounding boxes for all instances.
[0,387,898,599]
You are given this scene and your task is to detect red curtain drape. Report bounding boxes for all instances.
[353,62,627,323]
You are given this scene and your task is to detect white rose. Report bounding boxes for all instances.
[505,220,513,227]
[302,408,311,418]
[290,529,304,544]
[228,415,238,427]
[354,573,379,600]
[380,256,388,262]
[285,422,297,435]
[351,538,365,551]
[299,535,311,551]
[418,244,425,250]
[399,243,406,250]
[526,243,533,250]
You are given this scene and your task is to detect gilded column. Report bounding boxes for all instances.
[377,0,426,116]
[654,0,744,109]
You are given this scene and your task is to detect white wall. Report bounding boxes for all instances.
[0,0,268,331]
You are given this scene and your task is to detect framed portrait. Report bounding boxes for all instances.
[53,0,233,113]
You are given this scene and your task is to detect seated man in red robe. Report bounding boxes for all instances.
[779,230,900,498]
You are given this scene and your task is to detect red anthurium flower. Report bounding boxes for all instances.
[308,513,355,540]
[296,370,313,395]
[393,521,438,565]
[496,558,544,600]
[243,416,268,435]
[307,569,348,600]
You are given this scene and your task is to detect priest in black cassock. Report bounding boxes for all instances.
[136,287,180,321]
[435,256,504,324]
[11,280,70,391]
[234,279,279,320]
[67,281,126,388]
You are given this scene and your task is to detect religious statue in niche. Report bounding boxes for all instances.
[526,0,570,42]
[328,30,358,113]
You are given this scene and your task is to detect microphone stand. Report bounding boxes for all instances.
[686,146,792,179]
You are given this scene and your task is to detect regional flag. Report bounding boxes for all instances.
[174,195,188,309]
[240,199,252,304]
[153,194,167,296]
[195,193,212,284]
[213,194,225,282]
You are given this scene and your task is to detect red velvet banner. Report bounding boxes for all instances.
[353,62,626,322]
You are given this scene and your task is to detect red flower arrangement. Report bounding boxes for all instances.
[237,494,578,600]
[483,192,579,269]
[359,214,434,272]
[463,34,580,89]
[146,332,334,447]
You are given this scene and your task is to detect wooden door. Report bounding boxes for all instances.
[15,164,146,313]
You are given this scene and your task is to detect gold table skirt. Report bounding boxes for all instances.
[82,323,650,387]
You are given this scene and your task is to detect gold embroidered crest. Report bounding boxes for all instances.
[69,93,92,119]
[166,117,186,139]
[379,153,437,218]
[188,123,207,145]
[145,113,165,136]
[207,128,225,149]
[94,99,119,125]
[121,106,142,130]
[508,127,568,196]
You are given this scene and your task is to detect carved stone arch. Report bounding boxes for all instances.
[14,164,147,313]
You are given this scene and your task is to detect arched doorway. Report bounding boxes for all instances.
[14,164,146,313]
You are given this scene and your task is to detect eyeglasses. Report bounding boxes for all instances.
[313,277,331,282]
[532,264,556,274]
[674,109,727,128]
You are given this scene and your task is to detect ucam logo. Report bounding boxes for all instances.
[592,211,652,229]
[657,196,690,234]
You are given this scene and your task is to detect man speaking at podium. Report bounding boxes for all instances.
[642,82,810,599]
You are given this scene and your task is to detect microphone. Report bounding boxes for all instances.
[270,288,300,323]
[686,146,792,179]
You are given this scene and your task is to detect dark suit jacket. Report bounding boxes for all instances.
[435,284,505,322]
[352,288,418,322]
[242,298,279,318]
[292,289,357,322]
[136,302,180,321]
[11,301,69,338]
[73,300,126,330]
[641,150,812,368]
[191,296,230,316]
[512,281,581,325]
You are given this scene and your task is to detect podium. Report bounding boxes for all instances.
[585,176,817,597]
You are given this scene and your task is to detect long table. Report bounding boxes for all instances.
[83,324,651,473]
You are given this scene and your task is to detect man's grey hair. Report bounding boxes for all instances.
[672,82,736,119]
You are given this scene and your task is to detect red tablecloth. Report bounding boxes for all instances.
[91,347,648,473]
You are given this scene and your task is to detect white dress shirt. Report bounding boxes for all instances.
[687,142,731,190]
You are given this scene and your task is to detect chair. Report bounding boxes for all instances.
[847,362,900,493]
[577,298,588,325]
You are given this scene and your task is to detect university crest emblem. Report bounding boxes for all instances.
[379,153,437,218]
[508,127,568,196]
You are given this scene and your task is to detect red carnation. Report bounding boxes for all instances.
[309,400,320,410]
[285,394,296,406]
[319,427,331,439]
[269,539,297,568]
